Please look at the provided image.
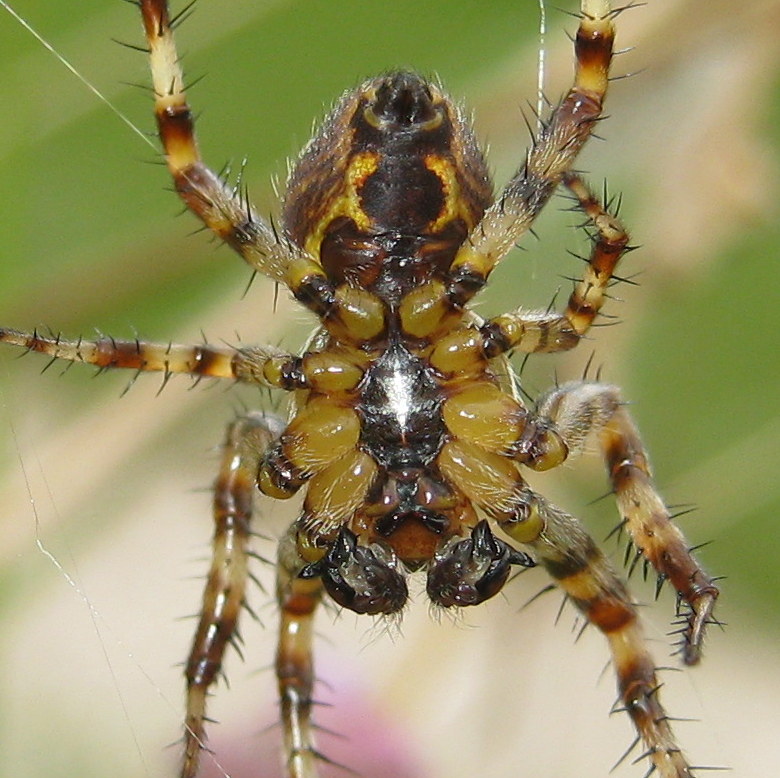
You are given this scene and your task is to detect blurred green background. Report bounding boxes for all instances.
[1,1,778,777]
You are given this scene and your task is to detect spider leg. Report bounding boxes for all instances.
[468,172,630,364]
[0,328,367,392]
[139,0,373,326]
[447,0,616,306]
[499,492,695,778]
[138,0,310,284]
[535,381,719,664]
[424,172,632,378]
[183,411,285,778]
[276,526,325,778]
[560,172,631,336]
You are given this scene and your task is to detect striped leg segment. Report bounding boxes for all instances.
[561,173,631,336]
[474,173,630,359]
[478,309,581,358]
[600,403,719,664]
[0,327,339,390]
[276,529,325,778]
[182,413,283,778]
[138,0,307,283]
[505,494,695,778]
[448,0,616,301]
[536,381,719,663]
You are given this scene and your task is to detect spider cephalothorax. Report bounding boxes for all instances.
[0,2,719,777]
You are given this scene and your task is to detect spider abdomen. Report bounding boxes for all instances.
[282,71,493,288]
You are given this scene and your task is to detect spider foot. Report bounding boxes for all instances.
[672,587,720,666]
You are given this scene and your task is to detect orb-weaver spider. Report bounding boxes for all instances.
[0,1,719,776]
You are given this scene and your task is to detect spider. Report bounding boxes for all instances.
[0,0,720,776]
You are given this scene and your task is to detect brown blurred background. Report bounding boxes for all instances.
[1,1,778,776]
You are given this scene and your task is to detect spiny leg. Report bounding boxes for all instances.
[561,172,631,336]
[500,493,694,778]
[138,0,357,324]
[275,528,325,778]
[183,412,283,778]
[0,328,370,393]
[432,173,630,366]
[448,0,617,303]
[535,381,719,663]
[424,171,632,371]
[600,398,719,664]
[138,0,307,283]
[0,328,261,382]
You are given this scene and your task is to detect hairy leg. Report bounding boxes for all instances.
[536,380,719,663]
[182,412,283,778]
